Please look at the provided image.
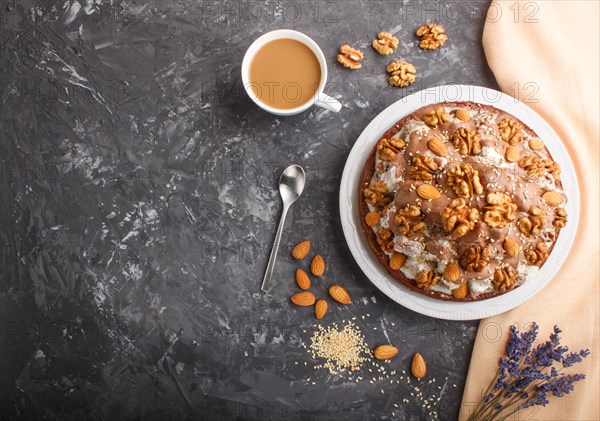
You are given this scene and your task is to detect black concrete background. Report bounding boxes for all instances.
[1,0,500,419]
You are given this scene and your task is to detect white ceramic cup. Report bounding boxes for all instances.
[241,29,342,116]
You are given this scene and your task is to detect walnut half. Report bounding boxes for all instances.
[376,227,395,253]
[517,206,546,236]
[482,192,517,229]
[409,154,439,181]
[364,180,393,208]
[372,32,399,55]
[518,156,560,181]
[498,118,524,145]
[545,160,561,181]
[415,270,440,289]
[518,156,545,179]
[386,61,416,88]
[446,164,484,198]
[394,204,426,236]
[423,107,451,127]
[553,208,568,230]
[377,137,406,161]
[416,23,449,50]
[452,127,481,156]
[337,45,364,70]
[460,245,490,272]
[493,266,517,293]
[442,198,479,239]
[525,241,549,266]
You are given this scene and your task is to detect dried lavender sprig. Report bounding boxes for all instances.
[467,323,589,421]
[489,347,589,418]
[468,324,539,421]
[482,366,585,420]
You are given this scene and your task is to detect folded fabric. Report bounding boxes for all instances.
[460,1,600,419]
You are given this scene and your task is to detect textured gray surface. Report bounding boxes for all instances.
[1,0,498,419]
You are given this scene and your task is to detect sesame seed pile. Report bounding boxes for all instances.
[307,321,370,373]
[298,315,458,419]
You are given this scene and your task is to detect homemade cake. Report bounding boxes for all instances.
[359,101,568,301]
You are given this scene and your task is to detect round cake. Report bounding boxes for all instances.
[358,101,568,301]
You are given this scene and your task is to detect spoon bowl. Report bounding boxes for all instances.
[279,165,306,206]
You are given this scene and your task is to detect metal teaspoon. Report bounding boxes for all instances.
[260,164,306,292]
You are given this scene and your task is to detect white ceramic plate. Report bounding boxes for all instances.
[339,85,579,320]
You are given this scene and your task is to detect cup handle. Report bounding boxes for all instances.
[314,92,342,113]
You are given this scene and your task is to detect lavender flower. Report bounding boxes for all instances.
[562,349,591,367]
[468,323,589,421]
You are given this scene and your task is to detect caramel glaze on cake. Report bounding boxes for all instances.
[358,102,568,301]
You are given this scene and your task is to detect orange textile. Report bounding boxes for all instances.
[460,1,600,420]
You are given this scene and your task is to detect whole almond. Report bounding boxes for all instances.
[296,269,311,290]
[454,109,471,122]
[504,238,519,257]
[329,284,351,305]
[365,211,380,227]
[311,255,325,276]
[389,253,407,270]
[411,352,427,379]
[529,137,544,150]
[291,241,311,260]
[427,137,448,157]
[373,345,399,360]
[314,299,327,319]
[290,291,316,307]
[452,283,469,299]
[542,191,562,206]
[443,262,460,283]
[416,184,441,200]
[505,145,520,162]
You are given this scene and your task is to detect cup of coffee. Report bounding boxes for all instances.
[241,29,342,116]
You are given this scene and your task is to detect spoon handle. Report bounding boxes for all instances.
[260,204,289,292]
